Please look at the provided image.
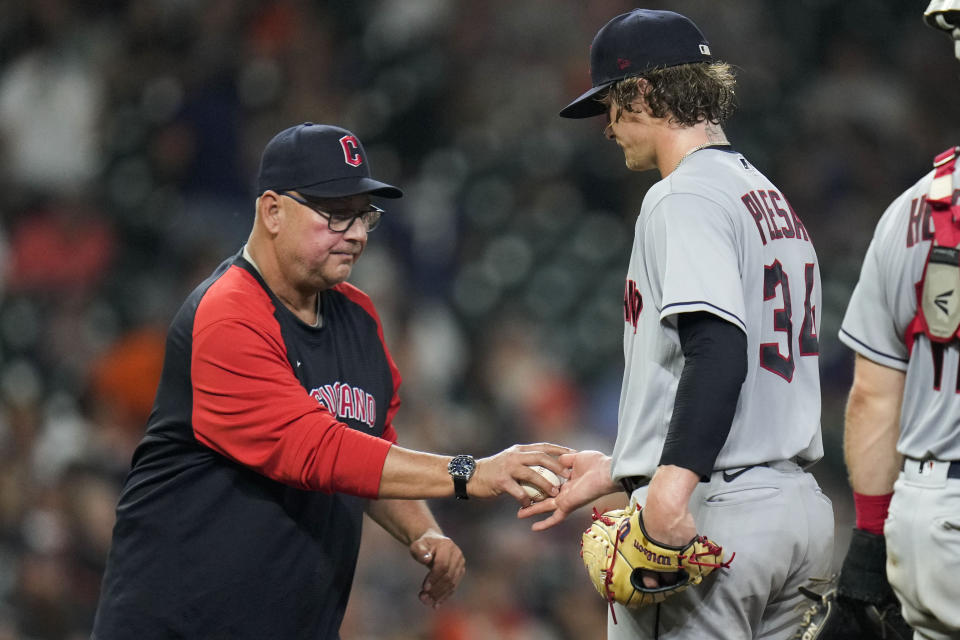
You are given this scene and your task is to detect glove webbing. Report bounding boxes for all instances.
[684,538,734,569]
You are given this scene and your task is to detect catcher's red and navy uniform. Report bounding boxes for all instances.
[92,251,400,639]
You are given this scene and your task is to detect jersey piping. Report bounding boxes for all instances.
[838,327,910,366]
[660,300,746,332]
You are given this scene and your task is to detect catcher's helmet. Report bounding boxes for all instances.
[925,0,960,59]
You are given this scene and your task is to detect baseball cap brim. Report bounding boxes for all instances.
[296,176,403,199]
[559,82,614,119]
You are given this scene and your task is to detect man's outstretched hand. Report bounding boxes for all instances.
[518,450,620,530]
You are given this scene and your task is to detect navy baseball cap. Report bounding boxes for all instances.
[560,9,713,119]
[257,123,403,199]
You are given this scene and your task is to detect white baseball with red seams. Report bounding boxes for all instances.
[522,465,562,502]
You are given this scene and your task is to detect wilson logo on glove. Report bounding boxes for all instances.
[635,542,674,567]
[581,504,734,623]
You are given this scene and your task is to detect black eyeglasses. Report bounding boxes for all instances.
[280,192,383,232]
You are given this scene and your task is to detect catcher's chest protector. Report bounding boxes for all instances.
[906,146,960,353]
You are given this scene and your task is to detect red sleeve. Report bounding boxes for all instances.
[335,283,401,444]
[190,279,392,498]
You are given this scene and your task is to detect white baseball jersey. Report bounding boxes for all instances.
[611,148,824,481]
[839,165,960,460]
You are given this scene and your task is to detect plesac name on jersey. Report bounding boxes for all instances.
[740,189,810,245]
[309,382,377,429]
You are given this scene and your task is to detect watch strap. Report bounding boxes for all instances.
[453,476,469,500]
[448,454,475,500]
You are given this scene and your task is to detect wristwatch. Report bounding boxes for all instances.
[447,454,476,500]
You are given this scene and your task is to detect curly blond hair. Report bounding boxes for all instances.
[602,62,736,127]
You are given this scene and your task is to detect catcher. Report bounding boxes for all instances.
[794,3,960,639]
[521,8,835,639]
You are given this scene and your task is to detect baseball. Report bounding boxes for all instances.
[522,465,562,502]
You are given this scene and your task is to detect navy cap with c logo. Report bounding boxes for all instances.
[256,123,403,199]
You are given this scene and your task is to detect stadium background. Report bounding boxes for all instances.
[0,1,957,638]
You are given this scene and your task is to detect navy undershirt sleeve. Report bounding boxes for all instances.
[659,311,748,479]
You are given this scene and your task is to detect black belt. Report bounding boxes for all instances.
[902,458,960,479]
[620,463,771,495]
[620,476,648,494]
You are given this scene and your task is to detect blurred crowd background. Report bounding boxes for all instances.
[0,1,958,638]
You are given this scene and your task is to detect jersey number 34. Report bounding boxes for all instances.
[760,260,819,382]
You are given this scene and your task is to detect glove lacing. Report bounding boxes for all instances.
[591,507,622,623]
[681,537,735,569]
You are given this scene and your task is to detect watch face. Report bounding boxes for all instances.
[448,455,475,479]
